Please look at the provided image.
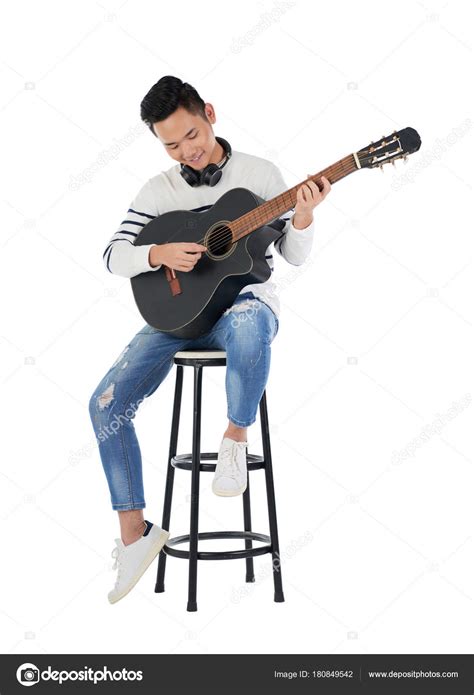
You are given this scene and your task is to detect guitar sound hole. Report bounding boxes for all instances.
[207,224,234,258]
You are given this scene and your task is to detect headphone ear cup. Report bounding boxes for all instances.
[180,164,201,187]
[201,163,221,187]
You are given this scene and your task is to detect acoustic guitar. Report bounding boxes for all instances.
[131,127,421,338]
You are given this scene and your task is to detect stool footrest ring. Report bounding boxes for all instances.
[172,452,265,472]
[163,530,271,560]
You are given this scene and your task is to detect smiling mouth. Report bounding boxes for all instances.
[187,152,203,164]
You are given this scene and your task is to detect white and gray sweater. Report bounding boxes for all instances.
[102,149,314,318]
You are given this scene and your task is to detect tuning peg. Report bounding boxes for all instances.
[403,155,408,163]
[391,159,396,166]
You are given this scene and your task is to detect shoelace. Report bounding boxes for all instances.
[111,545,122,587]
[219,443,246,478]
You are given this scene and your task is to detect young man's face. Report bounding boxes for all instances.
[152,104,224,171]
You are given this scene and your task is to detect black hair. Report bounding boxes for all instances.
[140,76,207,136]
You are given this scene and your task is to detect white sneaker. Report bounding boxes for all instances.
[212,437,248,497]
[108,520,170,604]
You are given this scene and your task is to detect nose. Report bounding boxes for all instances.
[182,144,197,160]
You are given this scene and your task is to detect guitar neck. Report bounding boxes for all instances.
[230,153,358,240]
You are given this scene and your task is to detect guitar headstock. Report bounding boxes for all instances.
[356,127,421,170]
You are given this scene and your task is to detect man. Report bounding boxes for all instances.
[89,76,331,604]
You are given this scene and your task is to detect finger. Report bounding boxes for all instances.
[183,242,207,251]
[305,181,321,198]
[300,183,317,203]
[299,184,311,201]
[321,176,332,193]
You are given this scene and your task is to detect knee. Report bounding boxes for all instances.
[88,381,118,430]
[91,379,147,424]
[227,301,276,346]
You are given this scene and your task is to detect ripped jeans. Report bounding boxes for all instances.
[88,292,279,510]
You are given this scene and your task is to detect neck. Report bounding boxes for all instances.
[208,138,225,166]
[229,154,358,240]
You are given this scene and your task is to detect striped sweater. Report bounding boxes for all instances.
[102,149,314,318]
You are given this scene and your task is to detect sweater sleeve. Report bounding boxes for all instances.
[103,179,162,278]
[263,163,314,266]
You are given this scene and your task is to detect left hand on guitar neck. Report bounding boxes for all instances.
[293,174,331,229]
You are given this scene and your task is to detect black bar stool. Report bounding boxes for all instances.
[155,349,285,612]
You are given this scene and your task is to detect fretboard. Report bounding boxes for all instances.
[229,153,358,240]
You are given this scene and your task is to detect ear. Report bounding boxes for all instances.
[204,102,216,124]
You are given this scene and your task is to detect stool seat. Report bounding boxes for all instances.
[174,350,226,359]
[174,350,226,367]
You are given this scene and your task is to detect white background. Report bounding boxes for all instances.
[0,0,472,655]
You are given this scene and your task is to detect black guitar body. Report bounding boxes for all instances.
[131,187,284,339]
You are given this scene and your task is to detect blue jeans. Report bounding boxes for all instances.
[88,293,279,511]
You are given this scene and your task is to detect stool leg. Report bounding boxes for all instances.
[242,471,255,582]
[187,364,203,612]
[156,365,184,593]
[260,390,285,603]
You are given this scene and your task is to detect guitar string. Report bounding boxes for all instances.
[201,162,354,254]
[187,158,355,256]
[206,159,354,251]
[161,159,353,259]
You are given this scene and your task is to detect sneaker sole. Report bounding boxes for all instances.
[108,528,170,604]
[212,482,247,497]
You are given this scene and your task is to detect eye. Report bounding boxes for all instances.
[189,133,198,139]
